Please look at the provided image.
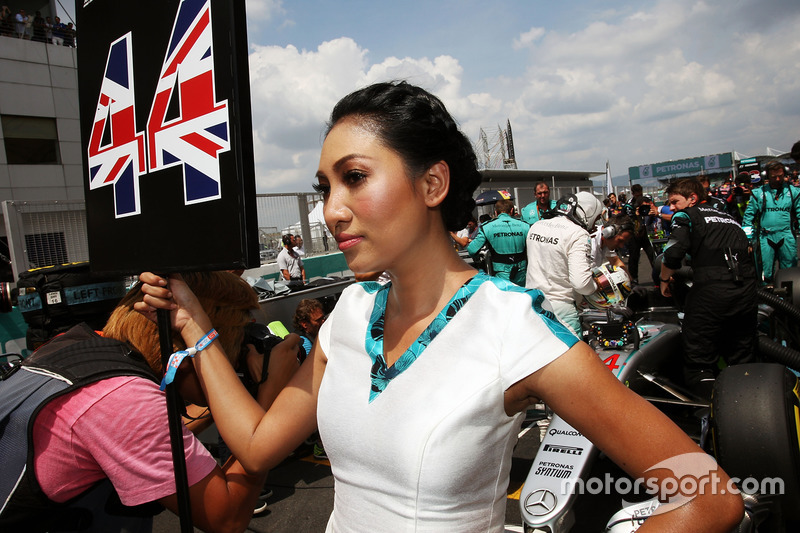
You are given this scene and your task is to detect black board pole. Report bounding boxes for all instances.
[157,307,194,533]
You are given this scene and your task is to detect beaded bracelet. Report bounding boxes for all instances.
[159,328,219,390]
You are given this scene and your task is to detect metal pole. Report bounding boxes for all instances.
[297,194,313,255]
[1,201,29,281]
[158,307,193,532]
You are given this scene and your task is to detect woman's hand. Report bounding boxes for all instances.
[134,272,211,337]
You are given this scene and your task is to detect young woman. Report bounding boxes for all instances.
[137,81,743,532]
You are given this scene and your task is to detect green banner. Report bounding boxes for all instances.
[629,152,733,181]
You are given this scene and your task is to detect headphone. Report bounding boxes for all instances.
[760,163,791,179]
[553,194,586,228]
[602,219,635,240]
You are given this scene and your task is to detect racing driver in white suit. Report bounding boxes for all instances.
[525,191,605,335]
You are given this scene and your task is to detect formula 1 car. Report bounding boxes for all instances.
[518,266,800,533]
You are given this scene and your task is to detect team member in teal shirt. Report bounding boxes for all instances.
[467,199,528,285]
[521,182,557,225]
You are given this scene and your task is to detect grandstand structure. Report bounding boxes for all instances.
[475,120,518,170]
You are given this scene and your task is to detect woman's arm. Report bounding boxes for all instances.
[159,457,266,533]
[248,334,302,410]
[450,231,470,248]
[511,342,744,532]
[136,272,322,473]
[184,335,302,434]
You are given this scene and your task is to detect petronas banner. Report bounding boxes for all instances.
[628,152,734,181]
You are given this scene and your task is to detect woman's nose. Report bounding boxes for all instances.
[323,187,351,231]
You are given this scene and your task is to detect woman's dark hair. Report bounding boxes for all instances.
[326,81,481,231]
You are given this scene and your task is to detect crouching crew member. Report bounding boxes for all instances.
[660,178,758,399]
[467,198,528,285]
[0,272,299,533]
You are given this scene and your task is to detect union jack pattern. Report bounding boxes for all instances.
[147,0,230,206]
[87,0,230,218]
[87,33,145,218]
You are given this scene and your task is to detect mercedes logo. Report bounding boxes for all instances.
[524,489,557,517]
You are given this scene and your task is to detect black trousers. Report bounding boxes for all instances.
[628,233,655,283]
[682,279,758,388]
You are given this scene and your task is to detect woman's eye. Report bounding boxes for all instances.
[343,170,366,185]
[312,182,330,195]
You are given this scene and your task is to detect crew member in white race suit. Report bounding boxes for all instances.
[525,191,605,335]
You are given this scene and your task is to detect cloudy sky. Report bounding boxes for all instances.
[63,0,800,192]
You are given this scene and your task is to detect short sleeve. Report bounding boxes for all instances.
[74,378,217,506]
[35,376,217,506]
[478,282,579,389]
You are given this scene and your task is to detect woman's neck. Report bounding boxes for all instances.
[385,232,476,323]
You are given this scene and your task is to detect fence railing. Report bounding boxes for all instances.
[0,193,336,281]
[253,193,336,259]
[2,187,667,280]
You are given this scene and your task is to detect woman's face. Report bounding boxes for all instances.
[315,119,430,274]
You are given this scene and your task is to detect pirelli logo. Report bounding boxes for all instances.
[543,444,584,456]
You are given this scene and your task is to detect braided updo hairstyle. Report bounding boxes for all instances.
[326,81,481,232]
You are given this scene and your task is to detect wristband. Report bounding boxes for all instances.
[160,328,219,390]
[659,278,671,283]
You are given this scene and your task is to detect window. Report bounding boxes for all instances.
[2,115,60,164]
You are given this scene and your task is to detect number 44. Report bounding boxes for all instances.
[87,0,230,218]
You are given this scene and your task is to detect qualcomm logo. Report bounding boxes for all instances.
[524,488,557,517]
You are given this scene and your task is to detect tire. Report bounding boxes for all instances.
[711,363,800,520]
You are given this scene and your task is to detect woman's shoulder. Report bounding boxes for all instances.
[474,275,548,312]
[329,280,388,314]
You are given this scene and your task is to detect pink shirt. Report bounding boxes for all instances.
[33,375,217,506]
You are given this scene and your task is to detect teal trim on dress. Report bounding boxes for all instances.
[483,275,578,346]
[364,272,578,402]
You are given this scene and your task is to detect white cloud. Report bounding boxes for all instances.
[244,0,800,191]
[247,38,502,191]
[248,37,371,191]
[493,0,800,172]
[513,27,545,50]
[245,0,285,21]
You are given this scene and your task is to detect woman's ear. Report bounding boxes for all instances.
[421,161,450,208]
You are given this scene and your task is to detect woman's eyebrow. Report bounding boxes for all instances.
[332,154,370,172]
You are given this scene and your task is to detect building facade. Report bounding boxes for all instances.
[0,29,87,279]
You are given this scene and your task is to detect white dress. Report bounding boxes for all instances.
[317,272,578,532]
